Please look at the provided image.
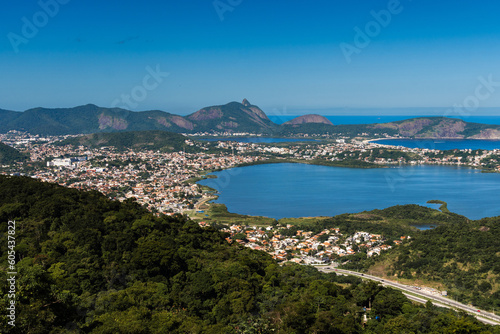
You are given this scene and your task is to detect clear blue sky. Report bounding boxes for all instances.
[2,0,500,115]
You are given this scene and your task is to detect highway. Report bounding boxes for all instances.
[318,267,500,326]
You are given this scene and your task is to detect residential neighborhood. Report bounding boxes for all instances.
[198,221,406,266]
[1,130,500,217]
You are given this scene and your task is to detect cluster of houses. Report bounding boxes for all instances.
[198,222,407,265]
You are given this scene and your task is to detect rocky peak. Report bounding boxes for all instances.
[242,98,251,107]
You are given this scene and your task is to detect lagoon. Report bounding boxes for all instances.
[198,164,500,220]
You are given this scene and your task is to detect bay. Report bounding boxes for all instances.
[371,139,500,151]
[198,164,500,220]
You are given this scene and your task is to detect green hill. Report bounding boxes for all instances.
[55,130,199,152]
[0,142,27,164]
[0,104,194,135]
[279,204,467,243]
[349,213,500,312]
[0,176,493,333]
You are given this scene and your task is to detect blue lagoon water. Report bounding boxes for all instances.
[198,164,500,220]
[371,139,500,151]
[412,224,437,230]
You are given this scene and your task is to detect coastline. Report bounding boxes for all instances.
[368,137,500,144]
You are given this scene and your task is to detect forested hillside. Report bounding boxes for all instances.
[361,216,500,312]
[0,176,497,333]
[0,142,27,164]
[55,130,200,153]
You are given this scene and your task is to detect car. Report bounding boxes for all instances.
[361,274,364,276]
[381,280,384,282]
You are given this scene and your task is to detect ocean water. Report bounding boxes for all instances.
[198,163,500,220]
[268,115,500,125]
[371,139,500,151]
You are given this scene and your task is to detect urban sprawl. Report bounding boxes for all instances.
[2,130,499,266]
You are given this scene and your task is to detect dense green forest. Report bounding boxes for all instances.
[0,142,27,164]
[0,176,498,333]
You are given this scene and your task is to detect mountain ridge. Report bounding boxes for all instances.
[1,101,500,139]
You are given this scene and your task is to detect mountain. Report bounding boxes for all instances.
[283,114,333,125]
[278,114,336,136]
[0,108,20,125]
[0,104,194,135]
[55,130,200,152]
[0,175,493,333]
[1,101,500,139]
[186,99,276,133]
[371,117,500,139]
[0,142,28,164]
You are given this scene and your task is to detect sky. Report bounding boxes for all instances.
[2,0,500,116]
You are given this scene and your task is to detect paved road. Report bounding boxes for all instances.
[318,267,500,326]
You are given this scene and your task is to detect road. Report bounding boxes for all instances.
[194,195,216,211]
[318,267,500,326]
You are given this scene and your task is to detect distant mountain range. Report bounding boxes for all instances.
[1,100,500,139]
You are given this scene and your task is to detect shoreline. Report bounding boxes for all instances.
[189,161,499,222]
[368,137,500,144]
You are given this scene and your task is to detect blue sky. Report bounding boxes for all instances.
[1,0,500,115]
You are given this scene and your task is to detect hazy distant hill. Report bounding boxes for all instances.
[55,130,199,152]
[283,114,333,125]
[1,101,500,138]
[371,117,500,139]
[0,142,27,164]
